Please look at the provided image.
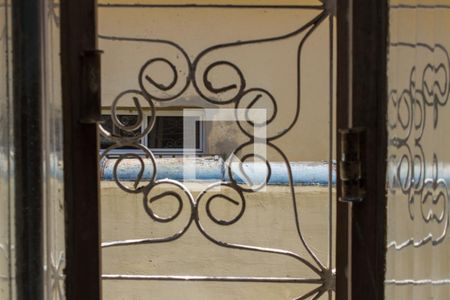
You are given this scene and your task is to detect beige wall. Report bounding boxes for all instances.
[98,3,336,299]
[98,3,335,161]
[101,182,334,300]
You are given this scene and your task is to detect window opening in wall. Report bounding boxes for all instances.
[100,110,204,155]
[100,114,142,149]
[147,116,201,150]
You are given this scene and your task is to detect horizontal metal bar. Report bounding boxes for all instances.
[98,3,324,10]
[390,4,450,9]
[0,2,324,9]
[102,274,323,284]
[385,279,450,286]
[102,237,178,248]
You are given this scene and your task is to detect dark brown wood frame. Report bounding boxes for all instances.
[61,0,102,299]
[336,0,388,299]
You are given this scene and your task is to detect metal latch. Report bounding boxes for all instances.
[339,127,366,203]
[80,49,103,124]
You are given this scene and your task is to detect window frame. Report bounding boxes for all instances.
[100,108,206,156]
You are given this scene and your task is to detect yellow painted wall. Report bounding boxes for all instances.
[98,4,335,161]
[101,182,335,299]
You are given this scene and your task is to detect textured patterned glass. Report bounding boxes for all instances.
[385,1,450,299]
[0,0,13,299]
[42,1,66,299]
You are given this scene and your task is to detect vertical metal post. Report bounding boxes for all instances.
[60,0,102,299]
[337,0,388,299]
[336,0,350,298]
[12,0,44,299]
[350,1,388,299]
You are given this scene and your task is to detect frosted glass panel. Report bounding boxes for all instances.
[42,1,66,299]
[0,1,13,299]
[0,2,65,299]
[386,1,450,299]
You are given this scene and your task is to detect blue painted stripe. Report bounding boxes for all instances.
[224,161,336,185]
[101,157,336,186]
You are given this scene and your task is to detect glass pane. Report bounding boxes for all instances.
[100,115,141,149]
[1,1,66,298]
[99,1,336,299]
[386,1,450,299]
[147,116,200,150]
[42,0,66,299]
[0,1,13,299]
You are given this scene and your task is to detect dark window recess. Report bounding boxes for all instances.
[100,114,141,149]
[148,116,200,149]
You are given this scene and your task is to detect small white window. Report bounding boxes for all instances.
[100,109,204,156]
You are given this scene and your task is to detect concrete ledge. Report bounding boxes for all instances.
[100,157,336,186]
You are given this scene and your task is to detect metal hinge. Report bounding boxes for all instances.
[80,49,103,124]
[339,127,366,203]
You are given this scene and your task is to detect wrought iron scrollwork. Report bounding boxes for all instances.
[99,4,335,299]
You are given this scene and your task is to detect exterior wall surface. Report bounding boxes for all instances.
[101,183,335,300]
[98,0,335,161]
[98,1,337,299]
